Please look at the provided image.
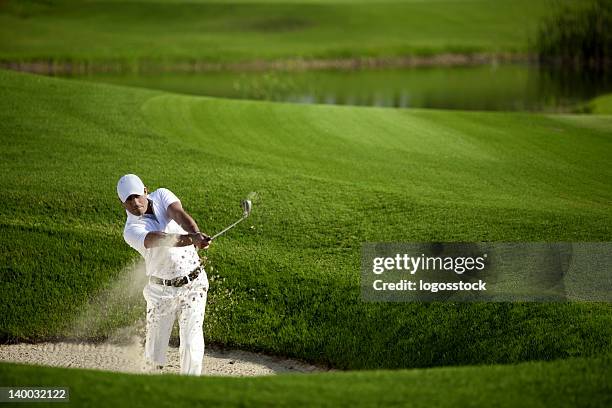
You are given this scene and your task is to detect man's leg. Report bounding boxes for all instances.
[177,274,208,375]
[143,282,177,370]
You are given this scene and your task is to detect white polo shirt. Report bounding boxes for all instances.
[123,188,201,280]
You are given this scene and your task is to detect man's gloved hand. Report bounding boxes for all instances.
[190,232,211,249]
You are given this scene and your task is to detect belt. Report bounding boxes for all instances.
[150,266,202,287]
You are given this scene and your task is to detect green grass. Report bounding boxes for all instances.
[0,0,567,65]
[1,69,612,371]
[1,354,611,407]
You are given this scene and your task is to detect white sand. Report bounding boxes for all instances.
[0,341,324,376]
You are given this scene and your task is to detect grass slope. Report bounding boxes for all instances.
[1,69,612,370]
[0,0,562,64]
[1,354,611,407]
[588,93,612,114]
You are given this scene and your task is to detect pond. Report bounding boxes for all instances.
[68,64,611,112]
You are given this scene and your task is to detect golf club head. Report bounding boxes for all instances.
[241,199,252,217]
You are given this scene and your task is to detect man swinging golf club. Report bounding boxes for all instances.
[117,174,211,375]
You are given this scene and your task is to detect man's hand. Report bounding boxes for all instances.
[190,232,211,249]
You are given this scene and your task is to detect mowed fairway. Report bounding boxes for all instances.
[0,0,562,64]
[1,68,612,374]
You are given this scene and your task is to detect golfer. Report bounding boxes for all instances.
[117,174,210,375]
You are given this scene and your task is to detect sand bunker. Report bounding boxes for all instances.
[0,341,324,376]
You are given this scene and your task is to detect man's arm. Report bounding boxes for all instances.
[167,201,210,249]
[167,201,200,235]
[141,197,210,250]
[143,231,195,249]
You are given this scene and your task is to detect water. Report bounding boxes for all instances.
[68,64,611,112]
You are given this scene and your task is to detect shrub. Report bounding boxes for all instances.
[535,0,612,73]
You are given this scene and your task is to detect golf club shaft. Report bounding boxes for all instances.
[211,216,247,240]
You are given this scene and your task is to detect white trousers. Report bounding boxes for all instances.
[142,271,209,375]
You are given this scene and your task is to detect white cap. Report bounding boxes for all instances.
[117,174,145,203]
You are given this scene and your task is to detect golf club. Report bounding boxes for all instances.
[210,199,252,241]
